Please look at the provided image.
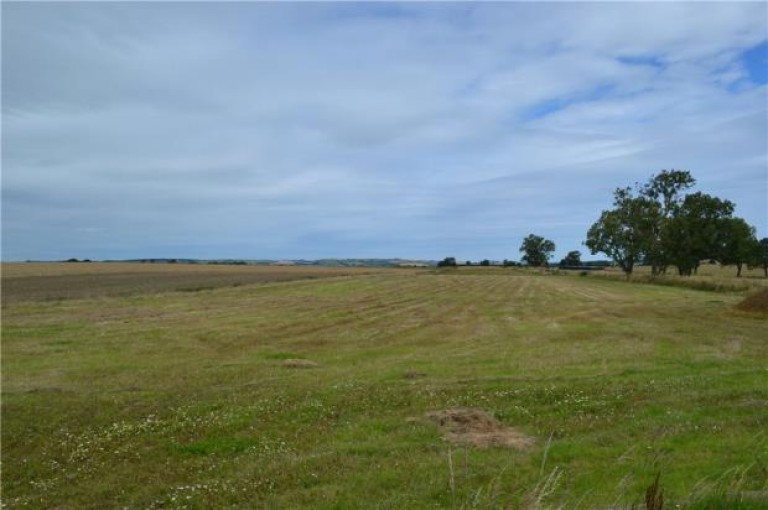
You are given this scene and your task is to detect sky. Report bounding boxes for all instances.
[2,2,767,262]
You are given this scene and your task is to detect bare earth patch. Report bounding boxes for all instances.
[282,359,320,369]
[735,288,768,314]
[425,408,534,450]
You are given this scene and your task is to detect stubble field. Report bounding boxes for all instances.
[2,263,766,508]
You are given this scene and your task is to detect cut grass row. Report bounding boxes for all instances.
[2,267,766,508]
[0,263,392,304]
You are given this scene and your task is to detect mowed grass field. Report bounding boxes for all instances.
[0,263,390,304]
[2,263,766,508]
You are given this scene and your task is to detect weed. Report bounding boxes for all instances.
[645,473,664,510]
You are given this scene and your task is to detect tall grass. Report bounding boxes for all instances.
[586,266,766,293]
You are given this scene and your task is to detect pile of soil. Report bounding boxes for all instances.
[425,408,534,449]
[735,288,768,314]
[282,359,319,369]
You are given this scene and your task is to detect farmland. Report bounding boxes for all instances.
[2,263,767,508]
[0,263,390,304]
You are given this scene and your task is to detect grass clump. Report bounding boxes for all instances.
[735,288,768,314]
[425,408,535,450]
[283,359,320,369]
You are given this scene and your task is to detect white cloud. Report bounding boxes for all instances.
[2,2,766,261]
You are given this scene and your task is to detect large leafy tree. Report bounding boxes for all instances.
[585,187,658,275]
[640,170,696,274]
[586,169,760,277]
[641,170,696,217]
[715,217,757,277]
[519,234,556,267]
[662,192,735,276]
[559,250,582,268]
[750,238,768,277]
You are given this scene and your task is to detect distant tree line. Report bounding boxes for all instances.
[437,257,458,268]
[438,234,559,269]
[586,170,766,277]
[437,169,766,278]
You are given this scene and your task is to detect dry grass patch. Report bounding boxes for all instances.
[282,359,320,369]
[735,288,768,314]
[426,408,535,450]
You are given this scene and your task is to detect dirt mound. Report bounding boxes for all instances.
[736,288,768,313]
[282,359,319,369]
[425,408,534,449]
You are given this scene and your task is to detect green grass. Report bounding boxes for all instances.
[2,267,767,508]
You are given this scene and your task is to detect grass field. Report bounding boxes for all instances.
[0,263,389,304]
[2,263,767,508]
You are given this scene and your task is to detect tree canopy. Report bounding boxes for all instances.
[586,170,759,276]
[559,250,582,268]
[750,238,768,277]
[437,257,457,268]
[585,187,657,275]
[520,234,556,267]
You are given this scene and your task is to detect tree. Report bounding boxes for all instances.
[559,250,582,268]
[480,259,491,266]
[519,234,556,267]
[749,238,768,278]
[437,257,457,268]
[585,170,754,277]
[662,192,735,275]
[715,217,757,277]
[640,170,696,274]
[641,169,696,217]
[585,187,658,276]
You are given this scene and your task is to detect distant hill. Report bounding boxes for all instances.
[100,258,438,267]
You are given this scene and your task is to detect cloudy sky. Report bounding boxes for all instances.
[2,2,767,262]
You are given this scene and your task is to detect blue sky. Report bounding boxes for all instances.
[2,2,767,262]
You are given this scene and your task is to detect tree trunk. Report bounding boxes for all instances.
[736,262,743,277]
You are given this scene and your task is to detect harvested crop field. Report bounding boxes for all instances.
[2,264,767,508]
[1,263,388,304]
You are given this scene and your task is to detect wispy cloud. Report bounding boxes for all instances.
[2,2,766,261]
